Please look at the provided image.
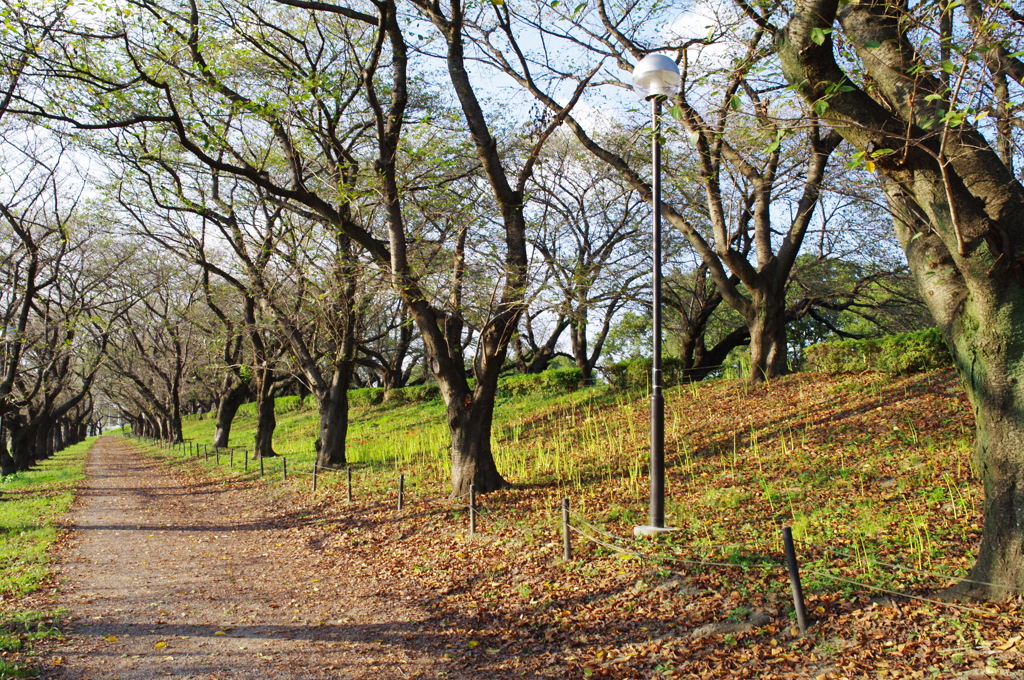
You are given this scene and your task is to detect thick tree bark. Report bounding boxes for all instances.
[0,422,14,475]
[315,368,351,470]
[212,380,250,449]
[252,365,277,460]
[778,0,1024,598]
[9,415,36,471]
[446,382,504,495]
[747,289,790,382]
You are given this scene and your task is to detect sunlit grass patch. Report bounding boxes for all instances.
[0,441,90,598]
[0,440,89,677]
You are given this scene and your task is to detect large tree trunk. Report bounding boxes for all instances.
[964,393,1024,599]
[166,415,183,444]
[747,291,789,384]
[9,417,36,471]
[570,310,595,385]
[446,384,505,496]
[0,424,14,476]
[212,380,250,449]
[33,418,53,462]
[778,0,1024,598]
[315,370,351,470]
[53,419,66,454]
[253,367,277,460]
[893,191,1024,599]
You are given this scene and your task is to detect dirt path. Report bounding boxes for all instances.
[44,436,460,679]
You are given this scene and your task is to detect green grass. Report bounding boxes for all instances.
[175,386,631,497]
[0,438,91,676]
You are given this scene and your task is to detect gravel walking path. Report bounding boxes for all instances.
[44,436,458,679]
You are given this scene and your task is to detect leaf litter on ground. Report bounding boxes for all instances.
[156,368,1024,678]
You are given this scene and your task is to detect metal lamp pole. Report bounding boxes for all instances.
[649,95,666,528]
[631,54,680,535]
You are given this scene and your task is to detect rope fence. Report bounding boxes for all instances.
[124,433,1019,632]
[797,539,1024,598]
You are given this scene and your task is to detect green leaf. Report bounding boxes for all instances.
[669,105,683,121]
[730,94,742,111]
[814,98,829,116]
[941,60,956,74]
[863,40,881,48]
[810,27,831,45]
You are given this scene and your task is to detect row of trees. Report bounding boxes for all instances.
[5,0,1023,596]
[0,0,922,485]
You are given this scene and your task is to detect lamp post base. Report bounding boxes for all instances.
[633,525,677,538]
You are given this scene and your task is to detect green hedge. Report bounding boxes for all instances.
[227,368,584,415]
[804,328,952,375]
[384,384,441,404]
[498,368,583,396]
[603,357,693,390]
[349,387,385,407]
[235,394,316,417]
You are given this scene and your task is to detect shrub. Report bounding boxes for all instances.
[602,357,692,390]
[805,328,951,375]
[499,368,583,396]
[385,384,441,404]
[236,394,315,417]
[349,387,385,407]
[274,395,305,413]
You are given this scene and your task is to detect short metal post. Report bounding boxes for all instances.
[283,457,287,481]
[230,449,234,468]
[469,484,476,536]
[347,466,352,502]
[782,526,809,635]
[204,445,209,461]
[216,448,220,465]
[562,497,572,561]
[260,455,264,476]
[313,464,318,492]
[398,474,404,511]
[244,451,248,472]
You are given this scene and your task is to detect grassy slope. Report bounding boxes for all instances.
[182,369,977,565]
[0,438,92,677]
[156,370,1024,677]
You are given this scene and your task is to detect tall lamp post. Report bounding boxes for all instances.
[631,54,681,536]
